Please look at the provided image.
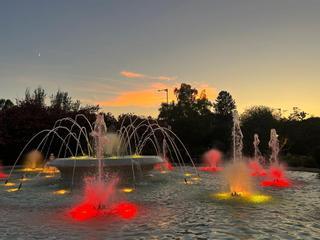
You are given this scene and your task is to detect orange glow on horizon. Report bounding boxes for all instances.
[98,82,216,108]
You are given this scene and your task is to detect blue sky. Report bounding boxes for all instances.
[1,0,319,116]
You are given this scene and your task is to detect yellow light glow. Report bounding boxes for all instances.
[42,166,59,174]
[109,156,118,159]
[19,167,43,172]
[44,175,54,178]
[212,192,271,203]
[131,154,142,159]
[53,189,70,195]
[184,173,192,177]
[248,194,271,203]
[191,177,201,181]
[4,182,16,187]
[6,188,19,192]
[70,155,89,160]
[122,188,134,193]
[213,192,232,200]
[20,178,31,182]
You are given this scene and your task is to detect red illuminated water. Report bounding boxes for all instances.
[248,160,267,177]
[261,165,291,187]
[69,201,138,221]
[0,165,7,179]
[154,160,174,171]
[69,177,138,221]
[199,149,223,172]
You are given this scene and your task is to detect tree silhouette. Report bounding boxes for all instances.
[0,99,14,110]
[214,91,236,116]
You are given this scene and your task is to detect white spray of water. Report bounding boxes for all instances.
[269,129,280,165]
[232,110,243,162]
[90,113,108,181]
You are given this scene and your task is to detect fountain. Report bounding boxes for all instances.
[269,129,280,165]
[199,149,223,172]
[261,129,291,187]
[5,113,198,187]
[232,110,243,163]
[47,114,164,183]
[222,110,254,197]
[154,139,174,172]
[249,134,267,177]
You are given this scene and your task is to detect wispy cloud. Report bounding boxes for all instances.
[97,82,217,108]
[97,82,174,108]
[120,70,177,81]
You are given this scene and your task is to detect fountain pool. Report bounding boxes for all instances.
[0,167,319,239]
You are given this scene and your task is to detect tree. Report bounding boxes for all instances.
[288,107,308,121]
[17,87,46,106]
[50,90,82,111]
[33,87,46,106]
[0,99,14,110]
[241,106,279,156]
[214,91,236,116]
[158,83,215,159]
[174,83,198,106]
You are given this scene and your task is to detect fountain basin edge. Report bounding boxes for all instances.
[47,155,164,182]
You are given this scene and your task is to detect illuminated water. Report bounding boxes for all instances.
[0,169,319,239]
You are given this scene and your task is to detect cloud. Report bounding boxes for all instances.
[97,82,174,108]
[97,82,217,108]
[120,70,176,81]
[120,71,146,79]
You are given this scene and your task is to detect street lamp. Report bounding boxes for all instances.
[158,88,168,104]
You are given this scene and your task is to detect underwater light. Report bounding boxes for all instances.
[6,188,19,192]
[20,178,31,182]
[191,177,201,181]
[184,173,192,177]
[121,188,134,193]
[70,155,89,160]
[248,194,271,203]
[42,166,59,174]
[53,189,70,195]
[44,175,54,178]
[20,168,43,172]
[212,192,271,203]
[4,182,16,187]
[213,192,232,200]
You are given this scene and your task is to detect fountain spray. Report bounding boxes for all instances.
[232,110,243,163]
[90,113,108,181]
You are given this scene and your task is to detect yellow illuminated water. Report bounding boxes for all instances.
[6,188,19,192]
[121,188,134,193]
[53,189,70,195]
[212,192,271,204]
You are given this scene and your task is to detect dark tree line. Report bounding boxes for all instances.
[0,84,319,168]
[159,83,320,168]
[0,87,100,164]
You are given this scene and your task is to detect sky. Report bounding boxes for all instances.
[1,0,319,117]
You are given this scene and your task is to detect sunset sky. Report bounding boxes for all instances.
[1,0,319,117]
